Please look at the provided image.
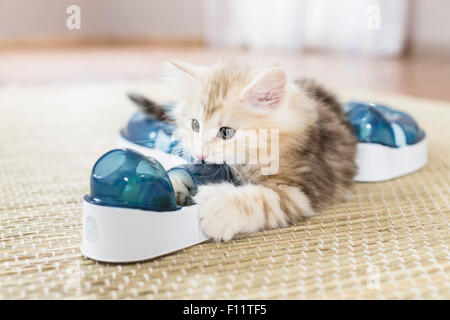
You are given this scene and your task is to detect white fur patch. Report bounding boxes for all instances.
[194,183,289,241]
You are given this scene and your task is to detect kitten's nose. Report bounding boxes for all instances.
[195,152,209,161]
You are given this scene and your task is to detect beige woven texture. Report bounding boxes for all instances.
[0,82,449,299]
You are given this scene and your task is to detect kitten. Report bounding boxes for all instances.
[135,60,357,241]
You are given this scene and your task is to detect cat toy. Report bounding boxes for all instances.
[82,100,427,262]
[82,148,237,262]
[344,101,427,181]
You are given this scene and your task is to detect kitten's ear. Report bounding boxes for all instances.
[239,67,287,109]
[166,58,207,82]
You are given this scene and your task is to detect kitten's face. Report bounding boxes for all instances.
[179,91,257,165]
[170,60,287,167]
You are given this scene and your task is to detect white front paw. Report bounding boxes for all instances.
[194,184,243,241]
[198,202,241,242]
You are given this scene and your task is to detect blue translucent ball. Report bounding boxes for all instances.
[85,148,178,211]
[343,101,425,148]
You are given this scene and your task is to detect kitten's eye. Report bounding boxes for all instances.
[218,127,235,140]
[191,119,200,132]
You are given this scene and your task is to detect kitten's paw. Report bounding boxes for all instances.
[175,191,191,206]
[194,184,262,241]
[170,173,194,206]
[197,201,241,241]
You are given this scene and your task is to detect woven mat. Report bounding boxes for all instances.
[0,81,449,299]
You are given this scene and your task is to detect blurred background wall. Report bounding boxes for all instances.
[0,0,449,56]
[0,0,204,44]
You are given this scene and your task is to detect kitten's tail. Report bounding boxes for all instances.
[127,92,172,122]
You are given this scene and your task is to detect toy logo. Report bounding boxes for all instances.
[85,215,98,242]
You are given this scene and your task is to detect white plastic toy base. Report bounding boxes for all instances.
[354,137,427,182]
[81,200,209,263]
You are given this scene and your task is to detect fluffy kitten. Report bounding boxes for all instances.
[137,60,357,241]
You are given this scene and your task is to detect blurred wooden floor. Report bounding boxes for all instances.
[1,45,450,101]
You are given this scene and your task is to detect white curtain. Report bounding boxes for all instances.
[203,0,409,56]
